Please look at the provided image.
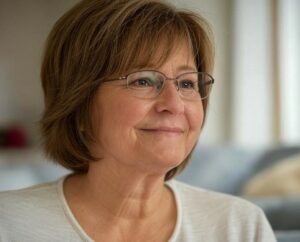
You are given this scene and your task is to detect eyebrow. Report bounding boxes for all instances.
[129,64,197,74]
[176,65,197,72]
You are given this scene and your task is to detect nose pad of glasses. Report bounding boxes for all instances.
[155,78,180,96]
[156,81,164,91]
[154,76,164,92]
[174,81,180,91]
[159,79,180,93]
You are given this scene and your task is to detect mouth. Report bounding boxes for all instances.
[140,127,184,136]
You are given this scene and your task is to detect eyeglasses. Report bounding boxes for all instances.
[104,70,214,101]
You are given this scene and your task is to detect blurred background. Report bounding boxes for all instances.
[0,0,299,148]
[0,0,300,183]
[0,0,299,240]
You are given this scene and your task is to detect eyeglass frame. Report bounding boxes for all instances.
[102,70,215,100]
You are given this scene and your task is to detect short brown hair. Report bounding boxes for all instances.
[40,0,214,180]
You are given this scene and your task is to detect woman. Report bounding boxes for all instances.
[0,0,276,241]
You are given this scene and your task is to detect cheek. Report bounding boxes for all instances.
[186,102,204,133]
[95,96,150,140]
[111,98,149,128]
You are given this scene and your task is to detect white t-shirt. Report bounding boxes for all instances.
[0,177,277,242]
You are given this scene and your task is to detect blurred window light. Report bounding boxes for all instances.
[278,0,300,144]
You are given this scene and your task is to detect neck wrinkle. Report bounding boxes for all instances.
[82,162,169,220]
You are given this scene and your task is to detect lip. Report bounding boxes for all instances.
[140,127,184,134]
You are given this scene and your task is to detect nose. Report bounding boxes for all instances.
[154,80,184,115]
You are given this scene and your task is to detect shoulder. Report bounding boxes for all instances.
[167,180,276,242]
[0,178,61,210]
[171,180,254,204]
[0,178,67,239]
[170,179,260,212]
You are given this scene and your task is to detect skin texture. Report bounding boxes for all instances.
[64,43,204,242]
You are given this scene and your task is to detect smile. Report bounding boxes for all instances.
[140,127,184,136]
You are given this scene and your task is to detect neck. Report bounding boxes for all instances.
[68,159,172,220]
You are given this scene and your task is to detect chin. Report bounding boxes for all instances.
[152,151,186,169]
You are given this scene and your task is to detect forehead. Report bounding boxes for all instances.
[128,38,196,73]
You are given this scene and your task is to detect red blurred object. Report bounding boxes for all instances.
[6,126,28,148]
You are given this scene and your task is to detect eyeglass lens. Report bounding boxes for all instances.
[126,71,213,100]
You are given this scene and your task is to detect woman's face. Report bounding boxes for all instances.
[90,43,204,174]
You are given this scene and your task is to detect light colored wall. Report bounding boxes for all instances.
[278,0,300,144]
[0,0,231,145]
[0,0,77,143]
[231,0,275,147]
[230,0,300,147]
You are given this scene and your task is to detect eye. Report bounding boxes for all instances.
[128,78,155,88]
[179,80,196,89]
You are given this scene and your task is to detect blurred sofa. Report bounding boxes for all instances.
[177,145,300,242]
[1,145,300,242]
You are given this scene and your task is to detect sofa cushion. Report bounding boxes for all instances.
[251,197,300,230]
